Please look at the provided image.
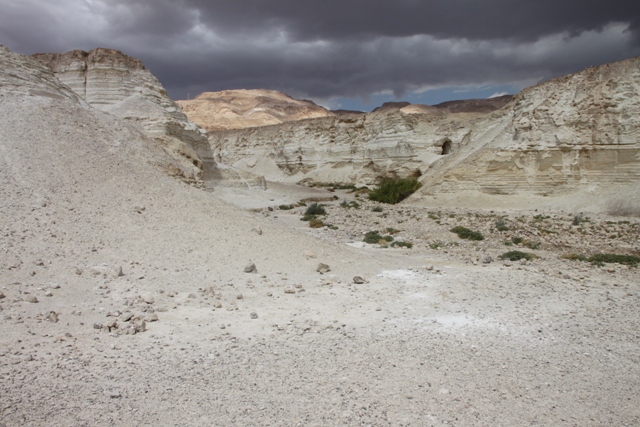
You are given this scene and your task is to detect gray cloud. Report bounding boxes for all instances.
[1,0,639,104]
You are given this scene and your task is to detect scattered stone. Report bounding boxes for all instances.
[316,263,331,274]
[353,276,365,284]
[0,291,5,299]
[93,323,103,329]
[134,320,146,333]
[252,226,263,235]
[425,265,434,271]
[75,267,82,275]
[187,293,197,299]
[250,312,258,319]
[44,290,53,297]
[110,391,122,399]
[236,293,243,300]
[48,311,58,323]
[214,302,222,309]
[121,312,133,322]
[147,313,159,322]
[266,292,273,297]
[107,311,121,317]
[219,324,226,329]
[284,288,296,294]
[482,255,493,264]
[244,262,257,273]
[305,250,317,258]
[117,266,124,277]
[25,295,38,303]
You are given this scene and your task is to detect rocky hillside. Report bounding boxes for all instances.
[33,49,215,187]
[208,107,479,184]
[411,56,640,209]
[176,89,335,131]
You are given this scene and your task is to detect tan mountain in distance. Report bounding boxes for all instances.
[176,89,335,131]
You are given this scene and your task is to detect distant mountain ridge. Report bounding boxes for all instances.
[176,89,335,131]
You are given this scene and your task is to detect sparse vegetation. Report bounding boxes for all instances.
[561,253,588,262]
[588,253,640,267]
[305,203,326,216]
[279,204,294,210]
[499,251,535,261]
[572,214,583,226]
[495,219,509,232]
[363,231,394,245]
[309,218,324,228]
[368,178,421,205]
[511,236,523,245]
[450,226,484,241]
[372,205,384,212]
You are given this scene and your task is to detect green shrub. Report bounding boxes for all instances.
[305,203,326,216]
[450,226,484,241]
[279,204,294,210]
[588,253,640,267]
[499,251,535,261]
[504,241,514,247]
[301,214,316,221]
[372,206,384,212]
[368,178,421,205]
[511,236,523,245]
[363,231,394,244]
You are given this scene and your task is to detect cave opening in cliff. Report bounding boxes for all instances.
[442,139,452,155]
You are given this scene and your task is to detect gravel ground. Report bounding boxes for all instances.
[1,46,639,426]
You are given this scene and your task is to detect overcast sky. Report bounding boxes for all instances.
[1,0,639,111]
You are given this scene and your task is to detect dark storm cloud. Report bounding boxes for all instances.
[184,0,640,42]
[1,0,639,105]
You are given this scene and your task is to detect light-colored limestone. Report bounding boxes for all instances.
[33,49,216,187]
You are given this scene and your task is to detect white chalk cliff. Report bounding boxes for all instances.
[412,57,640,205]
[206,58,639,208]
[33,49,216,188]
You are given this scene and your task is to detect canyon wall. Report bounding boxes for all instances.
[208,109,478,185]
[412,57,640,203]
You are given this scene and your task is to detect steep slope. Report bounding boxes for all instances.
[32,48,215,187]
[176,89,335,131]
[410,57,640,209]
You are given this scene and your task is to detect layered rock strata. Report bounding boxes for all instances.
[33,49,216,188]
[208,108,477,184]
[414,57,640,200]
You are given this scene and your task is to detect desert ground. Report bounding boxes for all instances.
[1,46,639,426]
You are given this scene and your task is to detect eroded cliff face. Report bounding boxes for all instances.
[33,49,216,188]
[414,57,640,200]
[208,108,477,184]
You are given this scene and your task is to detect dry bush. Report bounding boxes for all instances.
[607,199,640,217]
